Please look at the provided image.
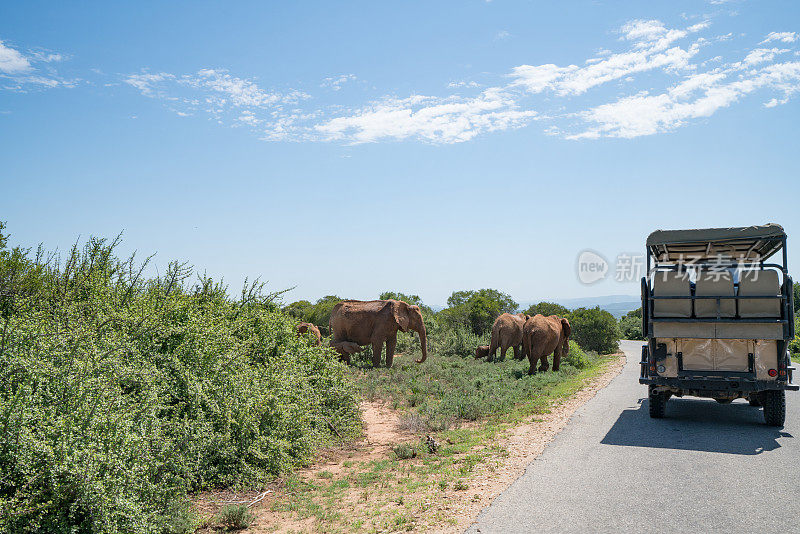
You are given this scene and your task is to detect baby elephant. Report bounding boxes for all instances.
[330,340,365,364]
[475,345,491,359]
[297,322,322,346]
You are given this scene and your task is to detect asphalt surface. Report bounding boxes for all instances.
[467,340,797,534]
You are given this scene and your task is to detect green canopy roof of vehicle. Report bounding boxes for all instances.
[646,224,786,262]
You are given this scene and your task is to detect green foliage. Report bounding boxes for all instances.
[283,295,344,329]
[0,232,359,534]
[790,315,800,357]
[355,336,605,432]
[793,282,799,313]
[524,301,570,317]
[619,314,643,340]
[441,289,518,336]
[392,443,417,460]
[564,340,591,369]
[569,307,621,354]
[625,307,642,319]
[216,504,254,530]
[283,299,312,320]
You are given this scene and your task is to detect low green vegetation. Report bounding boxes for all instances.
[0,227,359,534]
[354,341,597,431]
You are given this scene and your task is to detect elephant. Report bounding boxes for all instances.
[330,340,364,364]
[296,322,322,346]
[475,345,490,359]
[329,299,428,368]
[522,314,571,375]
[488,313,529,362]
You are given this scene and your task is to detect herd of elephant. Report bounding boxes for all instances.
[295,299,570,376]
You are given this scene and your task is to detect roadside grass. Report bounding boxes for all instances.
[264,343,621,532]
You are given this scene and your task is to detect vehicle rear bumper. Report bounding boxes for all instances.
[640,376,799,392]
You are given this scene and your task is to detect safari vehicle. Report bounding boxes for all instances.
[640,224,798,426]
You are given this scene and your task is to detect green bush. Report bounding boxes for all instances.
[440,289,518,336]
[569,307,620,354]
[392,443,417,460]
[564,340,591,369]
[619,314,643,340]
[0,229,360,533]
[216,504,254,530]
[524,301,570,317]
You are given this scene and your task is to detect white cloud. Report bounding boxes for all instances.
[0,40,71,90]
[761,32,798,44]
[742,48,789,66]
[0,41,32,73]
[569,60,800,139]
[315,88,537,144]
[495,30,511,40]
[510,20,706,96]
[124,72,175,96]
[321,74,356,91]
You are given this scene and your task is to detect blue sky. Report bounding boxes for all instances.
[2,0,799,306]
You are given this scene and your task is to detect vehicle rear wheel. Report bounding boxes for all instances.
[762,390,786,426]
[649,386,667,419]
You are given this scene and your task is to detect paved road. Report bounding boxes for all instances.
[467,340,797,534]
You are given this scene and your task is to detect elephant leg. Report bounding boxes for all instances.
[371,340,383,367]
[553,347,562,372]
[513,344,521,360]
[385,335,397,368]
[527,353,539,375]
[539,353,550,372]
[499,346,508,362]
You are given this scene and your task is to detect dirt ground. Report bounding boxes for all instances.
[196,353,626,533]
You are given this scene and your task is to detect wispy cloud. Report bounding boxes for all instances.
[320,74,356,91]
[761,31,798,44]
[114,19,800,143]
[315,89,537,144]
[0,40,72,91]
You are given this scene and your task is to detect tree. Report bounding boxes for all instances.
[619,314,643,340]
[442,289,518,336]
[525,301,570,317]
[794,282,799,315]
[283,300,312,320]
[306,295,344,327]
[625,307,642,319]
[569,306,620,353]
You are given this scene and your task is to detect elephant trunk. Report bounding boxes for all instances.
[415,325,428,364]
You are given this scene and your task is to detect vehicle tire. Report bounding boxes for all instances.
[748,396,762,407]
[649,386,667,419]
[762,390,786,426]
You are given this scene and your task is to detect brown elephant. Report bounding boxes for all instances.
[475,345,490,359]
[329,299,428,367]
[330,340,364,364]
[488,313,529,362]
[522,314,571,375]
[297,322,322,346]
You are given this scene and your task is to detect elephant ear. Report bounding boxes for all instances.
[392,301,411,332]
[561,318,572,339]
